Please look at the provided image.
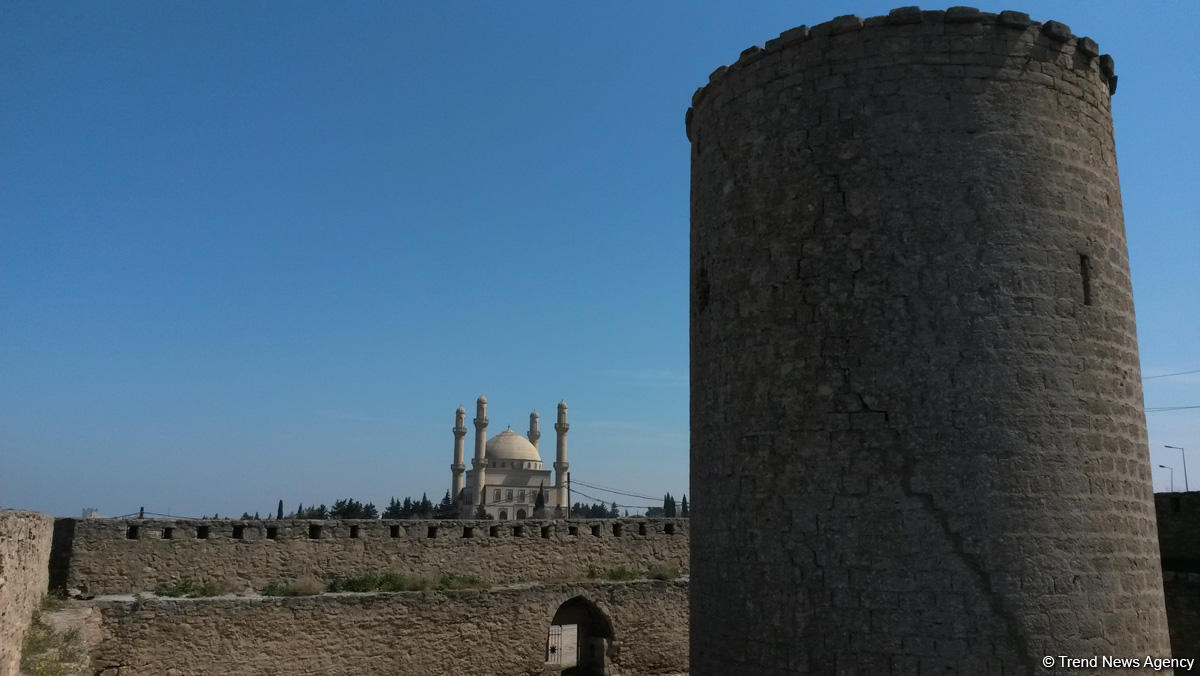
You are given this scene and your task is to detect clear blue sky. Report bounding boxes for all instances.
[2,2,1196,517]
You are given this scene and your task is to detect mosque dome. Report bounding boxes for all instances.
[486,429,541,462]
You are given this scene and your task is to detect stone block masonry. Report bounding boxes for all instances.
[84,580,688,675]
[1164,572,1200,662]
[52,517,688,595]
[1157,492,1200,660]
[689,7,1169,674]
[1156,491,1200,571]
[0,510,54,676]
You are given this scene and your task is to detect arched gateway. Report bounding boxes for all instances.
[546,596,613,675]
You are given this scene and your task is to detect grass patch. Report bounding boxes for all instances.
[328,572,426,593]
[647,563,678,580]
[261,575,324,597]
[600,564,679,581]
[326,572,483,593]
[154,579,227,598]
[20,597,85,676]
[435,573,482,590]
[606,567,639,581]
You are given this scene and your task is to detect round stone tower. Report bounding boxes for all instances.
[687,8,1169,673]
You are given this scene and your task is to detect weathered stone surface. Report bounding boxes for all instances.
[1164,571,1200,662]
[52,517,689,595]
[1041,19,1073,42]
[1076,36,1100,58]
[84,580,688,675]
[945,6,983,23]
[1156,492,1200,571]
[688,9,1165,674]
[826,14,864,35]
[998,10,1032,28]
[887,7,923,24]
[0,510,54,675]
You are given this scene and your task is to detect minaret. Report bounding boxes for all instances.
[472,395,489,509]
[553,401,569,510]
[451,406,467,503]
[528,411,541,453]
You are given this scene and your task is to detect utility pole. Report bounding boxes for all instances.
[1159,465,1175,493]
[567,472,571,519]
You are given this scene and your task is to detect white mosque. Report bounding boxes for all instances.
[451,396,569,519]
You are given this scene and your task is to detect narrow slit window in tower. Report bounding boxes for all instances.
[591,524,601,537]
[126,525,139,539]
[542,526,552,539]
[309,524,321,539]
[349,525,360,539]
[1080,254,1093,305]
[638,522,647,536]
[613,523,623,537]
[232,525,245,540]
[390,525,401,538]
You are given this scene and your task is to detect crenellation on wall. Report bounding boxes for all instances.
[54,517,690,595]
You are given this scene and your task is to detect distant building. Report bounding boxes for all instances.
[81,508,99,518]
[451,396,569,519]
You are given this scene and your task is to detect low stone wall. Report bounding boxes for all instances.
[86,580,688,675]
[1156,492,1200,571]
[0,510,54,675]
[1164,571,1200,661]
[52,517,689,595]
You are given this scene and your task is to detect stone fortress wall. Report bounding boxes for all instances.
[0,511,55,676]
[36,516,693,674]
[1156,491,1200,570]
[52,517,689,595]
[9,502,1200,673]
[1156,492,1200,660]
[688,7,1168,674]
[87,580,688,675]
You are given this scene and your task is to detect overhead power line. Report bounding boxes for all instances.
[570,488,656,511]
[1146,405,1200,412]
[572,480,661,502]
[1144,369,1200,380]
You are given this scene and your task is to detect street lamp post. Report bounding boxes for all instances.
[1166,445,1188,492]
[1159,465,1175,493]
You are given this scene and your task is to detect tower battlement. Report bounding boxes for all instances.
[687,7,1117,144]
